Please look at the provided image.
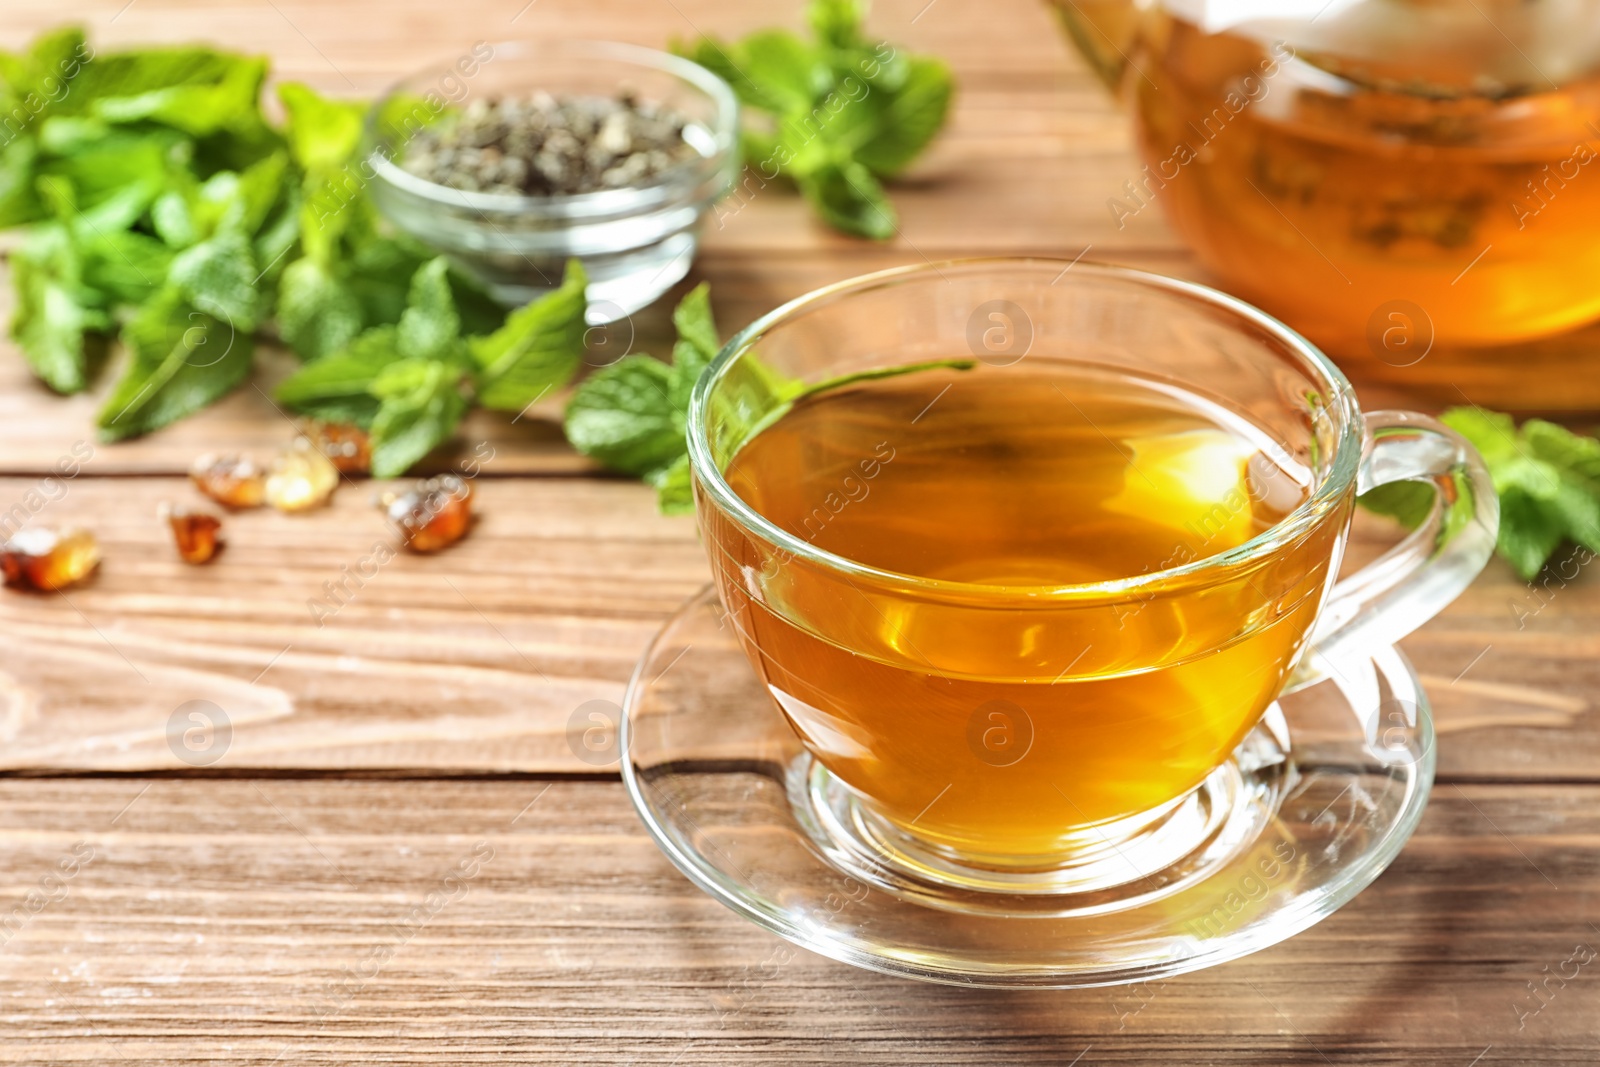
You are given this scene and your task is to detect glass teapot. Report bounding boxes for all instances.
[1052,0,1600,359]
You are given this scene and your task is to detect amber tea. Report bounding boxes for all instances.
[705,362,1351,864]
[1053,1,1600,353]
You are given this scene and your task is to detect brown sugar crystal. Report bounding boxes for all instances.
[266,437,340,513]
[1,527,100,591]
[161,504,224,565]
[190,453,266,509]
[379,474,475,553]
[300,419,371,474]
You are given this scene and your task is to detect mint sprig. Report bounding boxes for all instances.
[677,0,953,239]
[1359,407,1600,580]
[564,283,720,514]
[276,257,589,478]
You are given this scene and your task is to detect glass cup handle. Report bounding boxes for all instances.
[1297,411,1499,684]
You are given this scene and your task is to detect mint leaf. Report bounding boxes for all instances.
[80,227,174,305]
[36,128,183,232]
[471,259,588,413]
[396,256,463,363]
[275,324,402,426]
[168,227,261,332]
[1356,480,1434,530]
[278,82,365,173]
[150,187,199,247]
[369,358,469,477]
[222,149,290,235]
[277,257,364,362]
[0,29,91,225]
[0,27,92,132]
[649,453,694,515]
[0,136,43,227]
[1364,406,1600,580]
[678,6,949,238]
[666,284,719,415]
[89,54,268,137]
[9,224,109,394]
[1,30,287,431]
[671,281,720,365]
[676,39,796,115]
[798,160,896,238]
[252,182,301,290]
[1523,418,1600,484]
[70,45,246,106]
[297,168,359,263]
[740,31,824,113]
[564,284,726,498]
[565,355,681,477]
[448,268,509,338]
[1541,475,1600,551]
[849,57,953,177]
[96,287,253,440]
[1441,407,1519,467]
[346,234,429,326]
[808,0,868,48]
[1496,488,1565,582]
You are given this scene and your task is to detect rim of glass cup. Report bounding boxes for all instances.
[365,39,740,217]
[686,257,1366,602]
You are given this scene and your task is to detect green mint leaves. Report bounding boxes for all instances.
[367,357,471,479]
[472,265,588,412]
[1359,407,1600,581]
[276,257,365,364]
[0,28,291,432]
[277,257,589,478]
[564,283,720,514]
[677,0,952,239]
[97,287,254,441]
[271,325,395,429]
[0,32,571,472]
[1452,410,1600,581]
[276,81,437,361]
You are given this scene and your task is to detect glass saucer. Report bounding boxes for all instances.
[620,587,1436,989]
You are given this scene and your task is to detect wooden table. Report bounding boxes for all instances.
[2,1,1598,1063]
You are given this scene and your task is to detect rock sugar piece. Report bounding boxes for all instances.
[190,453,266,509]
[379,473,475,553]
[1,527,101,591]
[300,419,371,474]
[266,437,340,513]
[160,504,224,565]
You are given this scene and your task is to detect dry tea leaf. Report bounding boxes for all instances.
[401,92,700,196]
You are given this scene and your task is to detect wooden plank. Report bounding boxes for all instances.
[0,473,1592,777]
[0,777,1592,1064]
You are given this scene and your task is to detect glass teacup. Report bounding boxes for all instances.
[687,258,1497,892]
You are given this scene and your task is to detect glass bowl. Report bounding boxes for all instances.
[366,39,739,319]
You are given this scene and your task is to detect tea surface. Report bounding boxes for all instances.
[725,364,1304,587]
